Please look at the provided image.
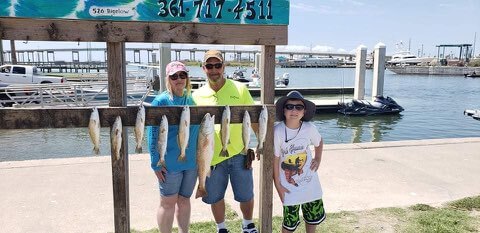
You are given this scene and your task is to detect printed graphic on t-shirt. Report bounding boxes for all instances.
[280,138,315,189]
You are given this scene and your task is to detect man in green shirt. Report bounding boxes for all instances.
[192,50,258,233]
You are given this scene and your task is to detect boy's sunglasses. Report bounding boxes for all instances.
[284,104,305,111]
[204,63,223,69]
[169,72,188,80]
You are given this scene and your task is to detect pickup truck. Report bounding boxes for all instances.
[0,64,66,84]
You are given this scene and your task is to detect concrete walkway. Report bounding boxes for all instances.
[1,138,480,233]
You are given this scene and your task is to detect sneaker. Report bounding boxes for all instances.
[242,223,258,233]
[218,229,229,233]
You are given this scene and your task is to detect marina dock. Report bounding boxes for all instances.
[1,137,479,233]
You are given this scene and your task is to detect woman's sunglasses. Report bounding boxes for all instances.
[169,72,188,80]
[284,104,305,111]
[204,63,223,70]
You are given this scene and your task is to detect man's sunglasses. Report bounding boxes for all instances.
[204,63,223,69]
[284,104,305,111]
[169,72,188,80]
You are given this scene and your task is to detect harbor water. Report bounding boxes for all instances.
[1,67,479,162]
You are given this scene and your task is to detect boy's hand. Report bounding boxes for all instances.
[276,185,290,203]
[310,159,320,172]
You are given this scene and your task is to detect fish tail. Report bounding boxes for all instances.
[195,187,207,199]
[256,144,263,156]
[135,145,142,153]
[220,148,229,157]
[178,153,186,161]
[243,147,248,155]
[158,159,166,168]
[93,146,100,155]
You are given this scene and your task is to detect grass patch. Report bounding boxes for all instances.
[132,196,480,233]
[447,196,480,211]
[402,208,476,233]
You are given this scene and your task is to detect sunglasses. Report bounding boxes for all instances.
[204,63,223,70]
[169,72,188,80]
[284,104,305,111]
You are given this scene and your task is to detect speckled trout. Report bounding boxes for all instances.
[134,105,145,153]
[157,115,168,168]
[220,105,231,157]
[110,116,122,161]
[88,107,101,155]
[242,110,251,154]
[256,105,268,156]
[195,113,215,198]
[178,105,190,161]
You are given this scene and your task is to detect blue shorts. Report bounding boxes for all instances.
[202,154,254,204]
[159,168,197,198]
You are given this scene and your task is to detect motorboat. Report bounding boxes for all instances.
[228,67,252,83]
[387,51,434,66]
[464,72,480,78]
[387,42,434,66]
[338,96,404,116]
[249,72,290,88]
[464,109,480,120]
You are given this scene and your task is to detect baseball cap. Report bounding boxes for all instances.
[203,50,224,63]
[166,61,188,76]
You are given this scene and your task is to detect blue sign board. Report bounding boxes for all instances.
[0,0,289,25]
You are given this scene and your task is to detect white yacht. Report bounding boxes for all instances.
[387,51,434,66]
[387,42,434,66]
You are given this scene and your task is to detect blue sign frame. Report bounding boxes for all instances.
[0,0,289,25]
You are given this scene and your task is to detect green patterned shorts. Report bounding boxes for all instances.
[282,199,326,231]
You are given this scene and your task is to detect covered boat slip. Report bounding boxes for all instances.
[0,0,289,232]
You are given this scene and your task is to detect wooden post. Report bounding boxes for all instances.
[10,40,17,64]
[259,45,275,233]
[0,40,4,65]
[158,43,171,93]
[107,42,130,233]
[354,45,367,100]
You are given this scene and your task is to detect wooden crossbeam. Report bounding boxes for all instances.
[0,18,288,45]
[0,105,273,129]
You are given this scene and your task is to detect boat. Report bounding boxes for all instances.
[338,96,404,116]
[227,67,252,83]
[387,41,434,66]
[464,109,480,120]
[464,72,480,78]
[248,71,289,88]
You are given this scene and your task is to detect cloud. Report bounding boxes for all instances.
[290,3,332,14]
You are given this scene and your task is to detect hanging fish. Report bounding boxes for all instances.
[242,110,251,154]
[177,105,190,161]
[195,113,215,198]
[157,115,168,168]
[110,116,123,161]
[220,105,231,157]
[88,107,101,155]
[134,105,145,153]
[256,105,268,156]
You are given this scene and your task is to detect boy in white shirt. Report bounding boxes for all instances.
[273,91,326,232]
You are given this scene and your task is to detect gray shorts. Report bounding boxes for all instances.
[159,168,197,198]
[202,154,254,204]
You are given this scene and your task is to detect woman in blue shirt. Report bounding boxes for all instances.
[147,61,199,233]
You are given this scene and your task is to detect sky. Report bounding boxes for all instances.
[2,0,480,59]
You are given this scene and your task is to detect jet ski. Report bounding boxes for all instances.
[338,96,404,116]
[464,72,480,78]
[464,109,480,121]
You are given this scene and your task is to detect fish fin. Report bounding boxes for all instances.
[195,187,207,199]
[220,149,229,157]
